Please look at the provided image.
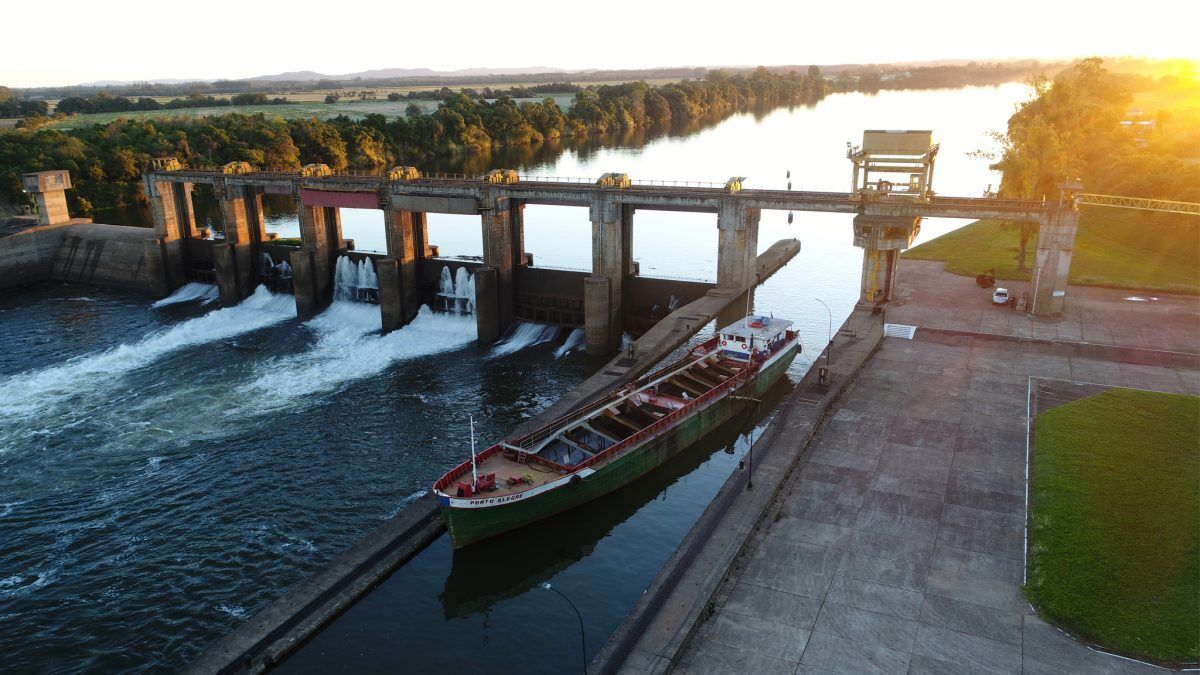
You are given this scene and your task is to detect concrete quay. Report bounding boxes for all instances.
[600,260,1198,674]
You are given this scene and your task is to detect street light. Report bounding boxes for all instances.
[541,582,587,673]
[813,297,833,370]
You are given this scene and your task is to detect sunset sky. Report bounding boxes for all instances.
[3,0,1197,87]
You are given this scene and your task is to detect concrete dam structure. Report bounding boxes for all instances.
[4,133,1079,358]
[134,157,1075,354]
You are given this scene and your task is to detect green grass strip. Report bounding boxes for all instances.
[1028,388,1200,664]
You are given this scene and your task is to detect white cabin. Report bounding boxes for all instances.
[718,316,794,361]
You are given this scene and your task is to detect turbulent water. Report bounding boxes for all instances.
[0,84,1025,672]
[0,284,598,672]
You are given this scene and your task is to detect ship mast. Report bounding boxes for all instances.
[470,414,478,490]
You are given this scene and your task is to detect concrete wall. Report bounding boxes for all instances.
[50,224,164,293]
[0,222,165,294]
[0,223,68,289]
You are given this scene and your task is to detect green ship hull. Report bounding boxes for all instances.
[437,340,798,548]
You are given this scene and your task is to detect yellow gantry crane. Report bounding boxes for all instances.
[1060,180,1200,216]
[1074,193,1200,216]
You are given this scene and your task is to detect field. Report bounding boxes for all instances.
[37,93,580,130]
[1027,388,1200,665]
[903,210,1200,294]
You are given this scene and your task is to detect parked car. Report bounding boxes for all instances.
[992,288,1011,305]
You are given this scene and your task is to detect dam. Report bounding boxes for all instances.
[2,88,1132,673]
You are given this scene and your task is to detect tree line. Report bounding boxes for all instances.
[53,92,291,115]
[988,58,1200,269]
[0,87,49,117]
[0,68,829,216]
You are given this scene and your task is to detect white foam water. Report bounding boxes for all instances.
[555,327,586,358]
[437,265,475,314]
[0,286,295,424]
[334,256,379,303]
[240,304,477,407]
[151,283,220,308]
[490,322,560,357]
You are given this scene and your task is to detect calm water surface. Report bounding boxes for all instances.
[0,84,1024,672]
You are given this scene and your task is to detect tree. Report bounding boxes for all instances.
[288,117,348,170]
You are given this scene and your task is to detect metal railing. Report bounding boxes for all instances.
[631,179,725,189]
[575,350,755,471]
[146,165,1062,212]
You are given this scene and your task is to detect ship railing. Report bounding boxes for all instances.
[507,337,721,451]
[433,442,574,492]
[575,356,759,471]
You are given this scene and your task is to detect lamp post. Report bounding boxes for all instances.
[541,582,587,673]
[813,298,832,368]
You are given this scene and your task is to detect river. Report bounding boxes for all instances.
[0,83,1026,673]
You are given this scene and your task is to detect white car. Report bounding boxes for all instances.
[992,288,1010,305]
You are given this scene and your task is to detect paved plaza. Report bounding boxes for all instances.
[676,263,1198,674]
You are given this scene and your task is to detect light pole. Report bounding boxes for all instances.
[813,298,832,368]
[541,582,587,673]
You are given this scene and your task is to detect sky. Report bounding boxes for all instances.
[3,0,1197,88]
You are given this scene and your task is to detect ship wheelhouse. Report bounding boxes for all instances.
[718,315,795,361]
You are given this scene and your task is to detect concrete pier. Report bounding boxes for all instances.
[213,186,265,306]
[378,209,422,332]
[291,201,342,319]
[584,275,613,354]
[480,195,523,340]
[716,203,761,290]
[144,175,192,294]
[853,214,920,304]
[586,196,634,354]
[23,170,73,227]
[474,266,501,342]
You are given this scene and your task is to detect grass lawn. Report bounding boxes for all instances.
[1028,388,1200,665]
[903,210,1200,294]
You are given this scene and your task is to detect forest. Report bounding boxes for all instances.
[0,68,828,215]
[987,58,1200,269]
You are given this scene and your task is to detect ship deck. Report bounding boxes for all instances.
[443,348,767,501]
[466,452,567,496]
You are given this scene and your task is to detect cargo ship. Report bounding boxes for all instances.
[433,315,799,548]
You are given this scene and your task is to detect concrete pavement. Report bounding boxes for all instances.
[673,260,1199,674]
[677,330,1196,674]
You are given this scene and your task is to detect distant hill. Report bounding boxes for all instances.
[245,70,327,82]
